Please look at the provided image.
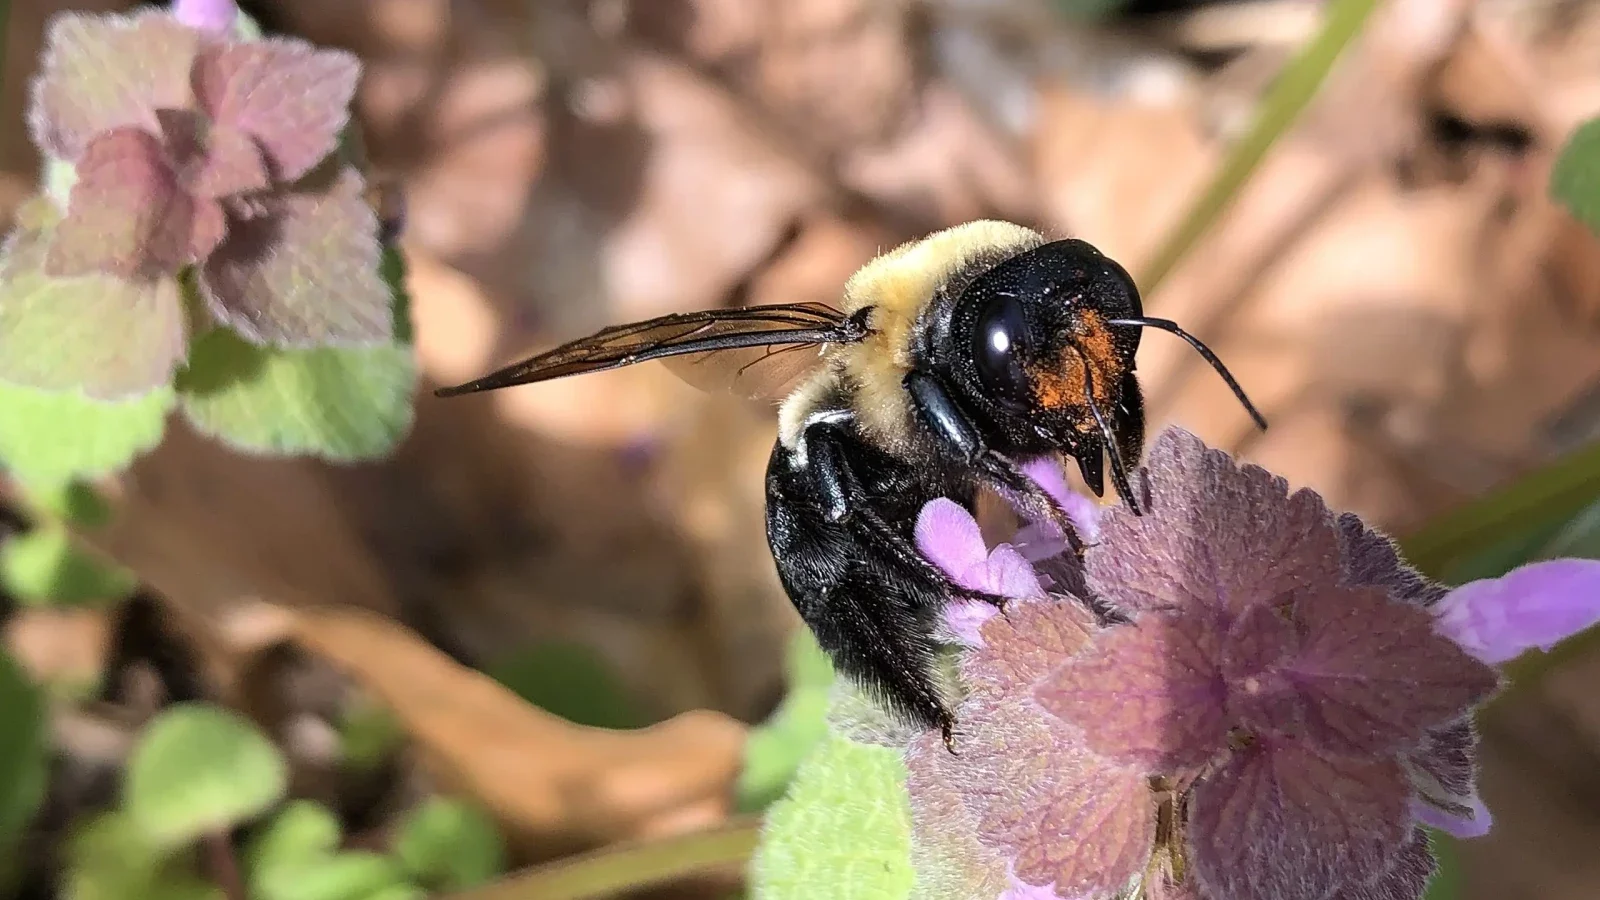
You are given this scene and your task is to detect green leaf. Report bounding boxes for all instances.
[125,703,289,849]
[749,732,913,900]
[737,631,835,812]
[392,796,506,890]
[0,648,47,890]
[252,851,413,900]
[1,523,136,607]
[0,382,172,491]
[336,694,405,773]
[176,239,416,468]
[63,811,169,900]
[244,800,342,884]
[1552,118,1600,235]
[485,640,647,730]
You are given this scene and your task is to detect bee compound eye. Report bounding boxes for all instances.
[972,293,1032,406]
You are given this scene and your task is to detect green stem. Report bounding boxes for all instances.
[1136,0,1382,294]
[444,819,762,900]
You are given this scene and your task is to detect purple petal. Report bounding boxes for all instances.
[1021,455,1102,542]
[171,0,239,34]
[944,599,999,648]
[1036,609,1231,771]
[980,545,1046,598]
[917,498,988,581]
[1412,793,1491,839]
[1223,604,1305,739]
[1433,559,1600,664]
[1188,740,1413,900]
[1406,720,1490,839]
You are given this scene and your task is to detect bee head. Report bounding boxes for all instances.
[928,239,1144,455]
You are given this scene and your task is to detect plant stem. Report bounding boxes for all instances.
[1136,0,1382,294]
[445,819,762,900]
[203,831,247,900]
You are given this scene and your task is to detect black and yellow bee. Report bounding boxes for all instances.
[438,221,1265,749]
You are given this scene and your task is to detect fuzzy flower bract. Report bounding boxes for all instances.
[904,426,1600,900]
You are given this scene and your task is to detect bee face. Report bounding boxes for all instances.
[923,239,1144,456]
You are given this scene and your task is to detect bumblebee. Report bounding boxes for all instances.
[437,221,1265,749]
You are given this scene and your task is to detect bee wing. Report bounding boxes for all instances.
[435,302,862,403]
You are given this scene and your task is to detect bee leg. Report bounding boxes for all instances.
[807,421,1013,610]
[904,372,1084,551]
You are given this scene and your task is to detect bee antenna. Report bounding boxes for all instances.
[1106,316,1268,431]
[1063,339,1142,516]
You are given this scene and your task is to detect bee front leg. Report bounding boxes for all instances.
[803,420,1012,610]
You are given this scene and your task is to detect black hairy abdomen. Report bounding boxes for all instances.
[764,420,972,734]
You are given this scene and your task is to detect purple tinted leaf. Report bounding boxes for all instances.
[1288,586,1499,757]
[962,598,1094,699]
[1433,559,1600,664]
[908,691,1155,900]
[193,39,360,182]
[200,167,391,346]
[1329,828,1436,900]
[1406,720,1489,838]
[943,599,999,649]
[1188,741,1412,900]
[1222,604,1305,740]
[46,128,225,279]
[28,11,200,162]
[0,205,186,398]
[1037,610,1230,770]
[1335,513,1445,608]
[1087,428,1343,618]
[158,110,270,199]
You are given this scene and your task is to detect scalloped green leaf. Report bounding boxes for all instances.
[0,523,136,607]
[63,811,167,900]
[125,704,288,849]
[244,799,342,884]
[175,246,415,460]
[749,732,913,900]
[737,630,835,812]
[0,383,173,491]
[1553,118,1600,235]
[252,851,412,900]
[392,796,505,890]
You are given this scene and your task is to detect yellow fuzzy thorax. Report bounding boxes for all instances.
[803,220,1045,451]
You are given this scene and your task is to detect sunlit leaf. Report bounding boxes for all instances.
[125,703,288,849]
[0,523,136,607]
[0,649,47,889]
[736,630,834,812]
[252,851,413,900]
[1552,117,1600,235]
[0,384,173,492]
[393,796,506,890]
[244,799,341,885]
[749,732,913,900]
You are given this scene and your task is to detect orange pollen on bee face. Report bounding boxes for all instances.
[1030,309,1120,411]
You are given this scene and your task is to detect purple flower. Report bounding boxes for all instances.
[903,426,1600,900]
[171,0,239,35]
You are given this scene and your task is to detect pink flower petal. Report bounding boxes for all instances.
[917,497,988,581]
[1433,559,1600,665]
[1021,455,1102,542]
[1036,609,1231,771]
[1188,741,1413,900]
[171,0,239,34]
[944,599,999,648]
